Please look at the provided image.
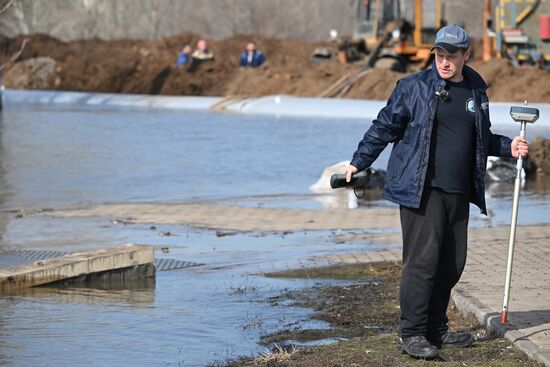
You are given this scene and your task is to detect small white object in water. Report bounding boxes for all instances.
[486,156,525,182]
[310,161,359,209]
[310,160,350,192]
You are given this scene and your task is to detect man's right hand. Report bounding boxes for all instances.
[345,165,359,183]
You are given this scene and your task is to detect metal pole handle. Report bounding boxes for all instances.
[500,120,526,325]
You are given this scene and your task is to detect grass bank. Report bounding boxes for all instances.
[215,262,543,367]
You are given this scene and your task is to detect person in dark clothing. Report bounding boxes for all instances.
[239,41,265,68]
[345,25,529,359]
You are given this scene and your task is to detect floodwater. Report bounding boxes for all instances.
[0,104,549,366]
[0,105,388,210]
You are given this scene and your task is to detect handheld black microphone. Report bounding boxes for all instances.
[435,86,449,102]
[330,169,372,199]
[330,170,369,189]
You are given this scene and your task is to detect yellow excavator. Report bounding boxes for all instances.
[339,0,446,71]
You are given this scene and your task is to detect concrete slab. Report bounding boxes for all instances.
[0,244,155,292]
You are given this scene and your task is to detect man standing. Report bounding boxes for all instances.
[345,25,528,358]
[239,41,266,68]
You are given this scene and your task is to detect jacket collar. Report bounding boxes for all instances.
[463,65,488,91]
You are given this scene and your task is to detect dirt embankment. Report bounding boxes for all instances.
[1,33,550,103]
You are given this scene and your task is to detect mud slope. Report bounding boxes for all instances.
[2,33,549,103]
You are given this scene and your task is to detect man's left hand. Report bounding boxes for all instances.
[511,136,529,158]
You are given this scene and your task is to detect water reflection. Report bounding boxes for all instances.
[527,175,550,194]
[3,283,155,305]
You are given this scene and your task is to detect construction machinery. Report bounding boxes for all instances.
[339,0,446,71]
[488,0,550,68]
[319,0,444,98]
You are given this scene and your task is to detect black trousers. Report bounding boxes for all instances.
[398,187,469,338]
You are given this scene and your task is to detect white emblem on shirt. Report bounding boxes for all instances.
[466,98,476,113]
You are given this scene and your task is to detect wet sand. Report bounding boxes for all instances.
[47,202,401,232]
[40,202,550,241]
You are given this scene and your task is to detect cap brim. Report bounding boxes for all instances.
[430,43,462,54]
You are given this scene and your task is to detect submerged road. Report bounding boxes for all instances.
[36,201,550,366]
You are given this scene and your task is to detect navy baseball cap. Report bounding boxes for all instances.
[431,25,470,53]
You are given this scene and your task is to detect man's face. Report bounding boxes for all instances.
[434,48,471,82]
[198,40,207,51]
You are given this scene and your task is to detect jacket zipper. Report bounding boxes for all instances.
[416,95,439,198]
[472,89,486,213]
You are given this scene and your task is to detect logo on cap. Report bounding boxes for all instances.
[432,25,470,52]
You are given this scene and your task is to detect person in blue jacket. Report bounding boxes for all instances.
[239,42,265,68]
[345,25,529,359]
[176,45,192,66]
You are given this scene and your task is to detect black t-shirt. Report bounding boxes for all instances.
[426,78,476,196]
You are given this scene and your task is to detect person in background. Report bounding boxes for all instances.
[176,45,193,66]
[191,39,214,61]
[239,41,265,68]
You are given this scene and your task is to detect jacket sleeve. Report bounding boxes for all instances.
[488,132,513,157]
[257,52,265,66]
[176,53,185,65]
[239,52,247,66]
[479,91,513,158]
[350,80,411,171]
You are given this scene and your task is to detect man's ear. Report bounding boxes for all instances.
[464,48,472,62]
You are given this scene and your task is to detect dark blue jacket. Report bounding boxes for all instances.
[350,63,512,214]
[176,52,190,66]
[240,50,265,67]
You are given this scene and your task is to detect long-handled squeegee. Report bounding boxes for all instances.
[500,103,539,325]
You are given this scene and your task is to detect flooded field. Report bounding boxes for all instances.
[0,103,549,366]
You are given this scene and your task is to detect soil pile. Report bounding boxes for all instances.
[1,33,549,103]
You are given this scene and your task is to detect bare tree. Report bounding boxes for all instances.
[0,37,27,71]
[0,0,15,15]
[0,0,27,72]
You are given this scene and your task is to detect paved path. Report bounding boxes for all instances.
[319,224,550,367]
[48,202,401,232]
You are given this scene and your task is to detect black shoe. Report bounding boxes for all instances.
[428,331,474,349]
[396,336,439,358]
